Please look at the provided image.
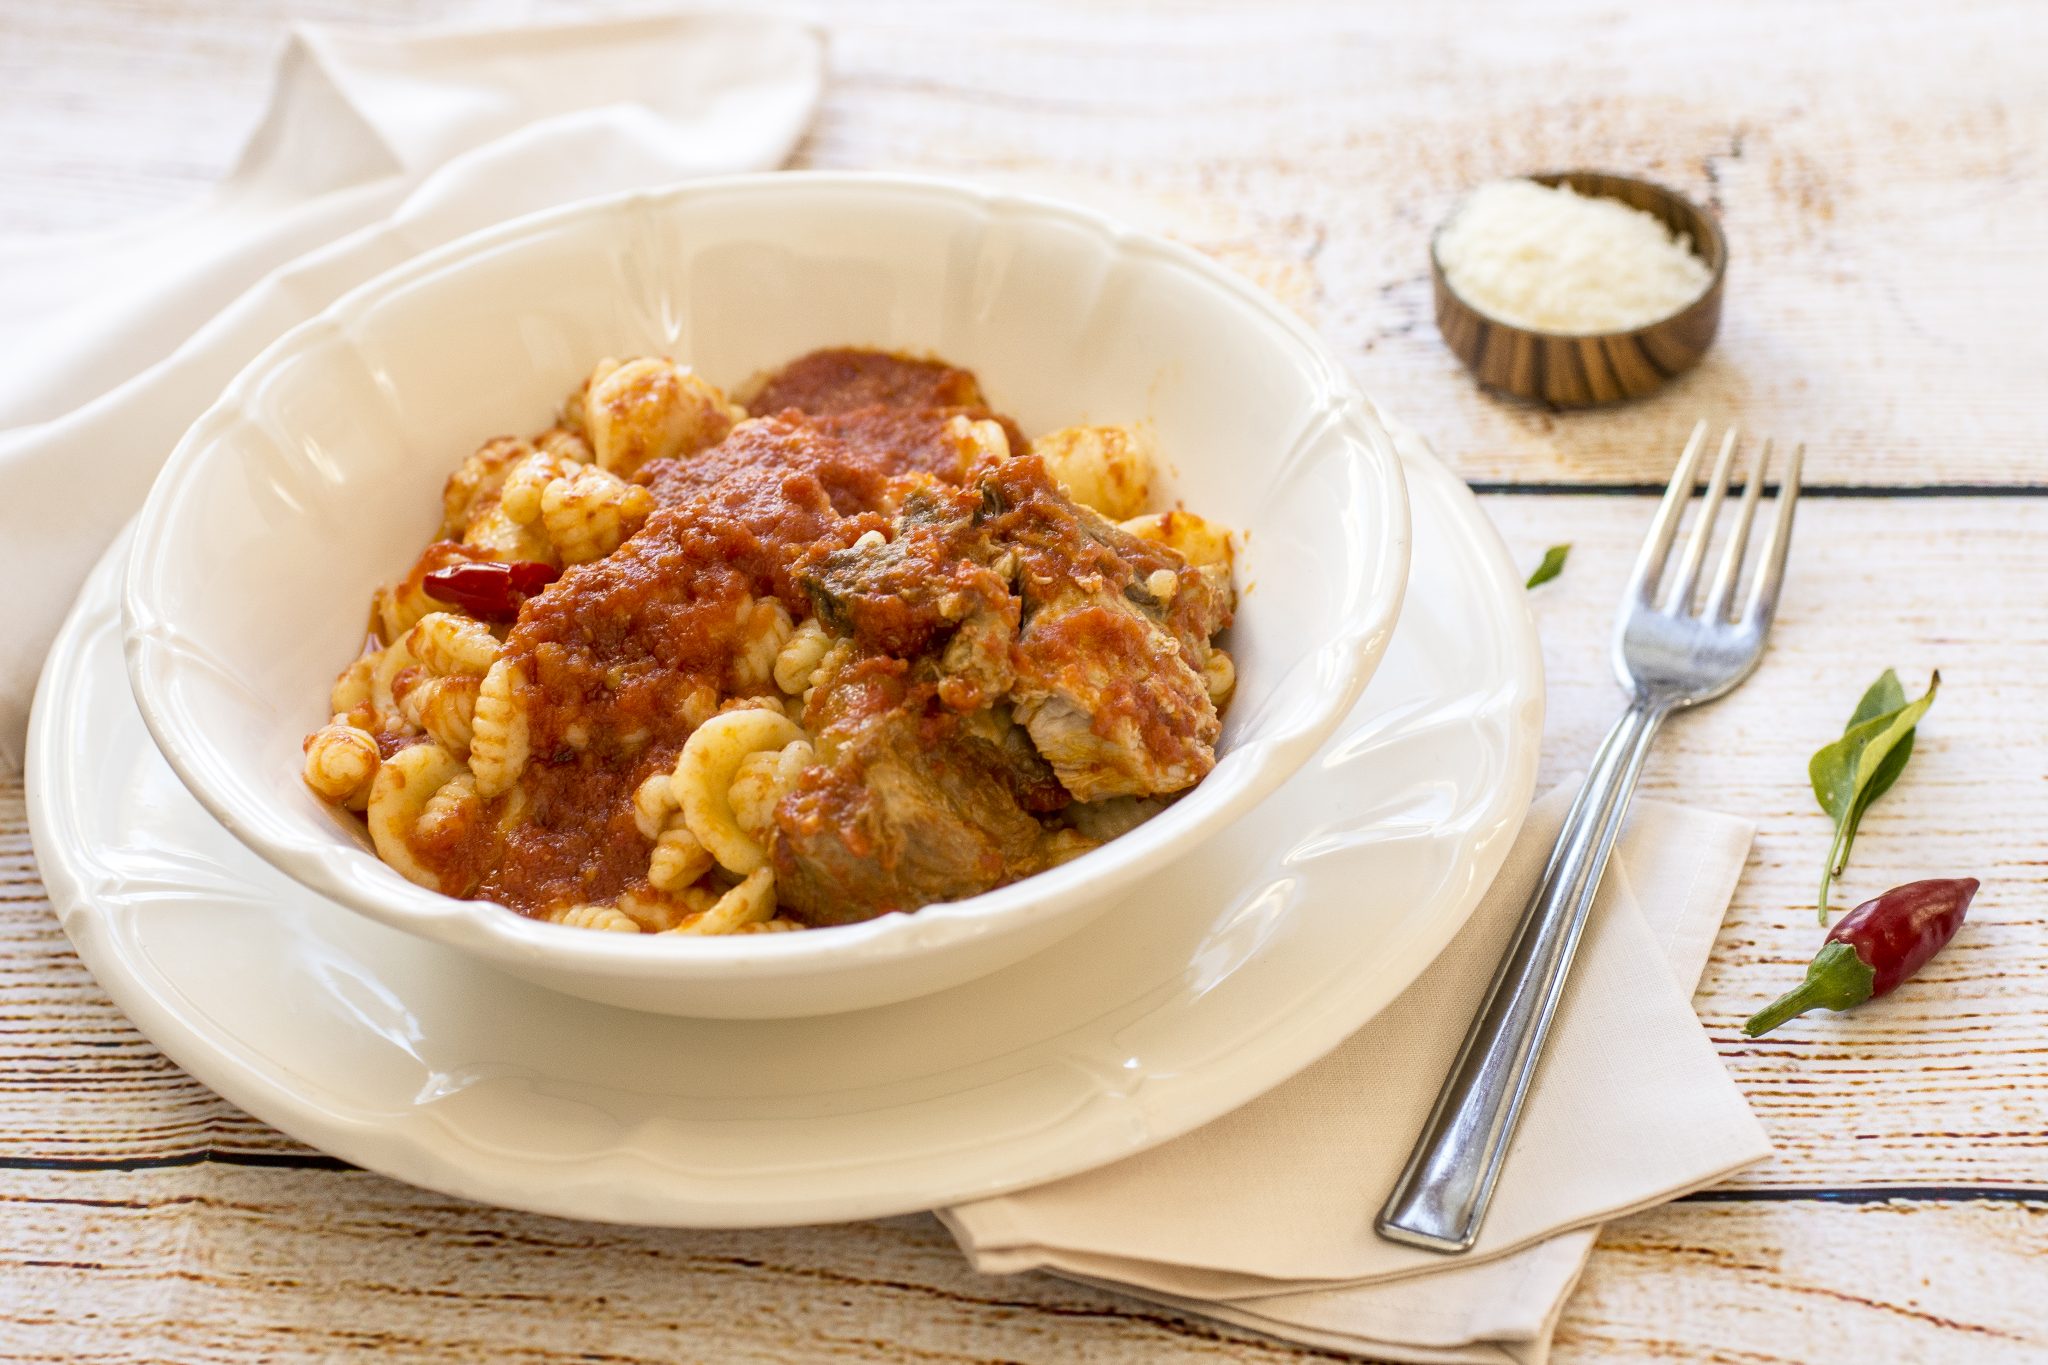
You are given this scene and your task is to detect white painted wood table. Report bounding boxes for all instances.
[4,1,2045,1359]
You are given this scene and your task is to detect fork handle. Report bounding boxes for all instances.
[1376,697,1671,1253]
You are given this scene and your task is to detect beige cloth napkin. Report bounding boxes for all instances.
[941,784,1771,1364]
[0,13,822,770]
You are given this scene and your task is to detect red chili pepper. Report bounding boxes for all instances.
[1744,878,1979,1037]
[421,560,560,622]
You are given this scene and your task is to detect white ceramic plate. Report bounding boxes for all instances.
[120,173,1410,1018]
[31,426,1540,1227]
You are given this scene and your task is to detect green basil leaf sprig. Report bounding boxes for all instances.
[1809,669,1938,922]
[1841,671,1915,853]
[1526,544,1570,589]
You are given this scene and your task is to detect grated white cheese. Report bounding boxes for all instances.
[1437,178,1712,335]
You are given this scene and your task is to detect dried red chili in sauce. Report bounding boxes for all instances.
[422,560,561,622]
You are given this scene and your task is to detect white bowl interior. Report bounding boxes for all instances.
[124,175,1407,1010]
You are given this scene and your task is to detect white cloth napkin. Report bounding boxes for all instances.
[941,785,1772,1364]
[0,13,823,771]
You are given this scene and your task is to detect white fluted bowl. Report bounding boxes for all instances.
[122,173,1410,1018]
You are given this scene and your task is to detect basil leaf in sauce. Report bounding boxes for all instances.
[1525,544,1571,589]
[1809,670,1939,922]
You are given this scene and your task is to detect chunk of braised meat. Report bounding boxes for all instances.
[768,442,1235,916]
[1055,486,1233,660]
[956,703,1069,814]
[1009,604,1219,802]
[770,656,1050,926]
[798,484,1015,676]
[980,457,1226,802]
[793,453,1231,808]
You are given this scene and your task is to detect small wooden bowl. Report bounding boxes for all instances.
[1430,171,1727,407]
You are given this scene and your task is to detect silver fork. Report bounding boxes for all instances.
[1376,422,1803,1254]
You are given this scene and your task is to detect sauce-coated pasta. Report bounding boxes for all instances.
[304,350,1238,935]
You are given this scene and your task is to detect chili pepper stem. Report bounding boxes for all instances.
[1743,941,1876,1038]
[1744,982,1832,1038]
[1818,827,1851,924]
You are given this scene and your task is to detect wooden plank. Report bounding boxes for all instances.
[0,1167,1332,1363]
[1564,1197,2048,1362]
[3,0,2043,485]
[0,1166,2041,1363]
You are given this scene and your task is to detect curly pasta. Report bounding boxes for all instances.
[440,436,533,539]
[416,771,479,844]
[648,823,716,891]
[330,653,375,715]
[585,357,740,479]
[631,771,679,841]
[672,708,806,875]
[365,743,468,889]
[368,638,421,725]
[771,616,833,696]
[469,657,531,798]
[944,413,1011,476]
[548,903,641,933]
[438,435,561,563]
[606,887,708,932]
[630,769,719,891]
[679,683,721,733]
[731,597,795,692]
[407,612,501,678]
[498,447,585,526]
[398,674,480,754]
[560,358,619,438]
[1118,509,1233,567]
[1202,648,1236,705]
[663,866,776,935]
[302,721,380,809]
[540,463,656,565]
[462,501,556,563]
[534,425,593,465]
[373,586,426,647]
[727,740,814,844]
[1031,424,1153,519]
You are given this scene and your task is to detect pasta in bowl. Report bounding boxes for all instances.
[122,173,1408,1017]
[306,348,1240,938]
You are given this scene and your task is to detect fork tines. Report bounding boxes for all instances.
[1628,420,1804,628]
